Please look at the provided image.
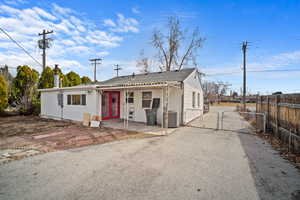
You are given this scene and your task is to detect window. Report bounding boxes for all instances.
[142,91,152,108]
[67,94,86,105]
[197,93,200,107]
[72,95,81,105]
[126,92,134,103]
[192,92,195,108]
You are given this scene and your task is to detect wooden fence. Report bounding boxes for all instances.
[256,93,300,154]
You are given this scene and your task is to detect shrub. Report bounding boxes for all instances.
[0,75,8,112]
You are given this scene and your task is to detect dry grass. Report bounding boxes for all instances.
[213,102,256,107]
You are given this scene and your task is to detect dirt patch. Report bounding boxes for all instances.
[0,116,156,164]
[0,116,73,137]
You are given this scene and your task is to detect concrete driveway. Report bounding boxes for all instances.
[1,107,300,200]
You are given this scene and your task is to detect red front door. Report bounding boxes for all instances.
[101,91,120,120]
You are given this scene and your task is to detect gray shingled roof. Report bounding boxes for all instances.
[97,68,195,86]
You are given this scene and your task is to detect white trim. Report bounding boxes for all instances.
[182,68,197,83]
[38,85,98,92]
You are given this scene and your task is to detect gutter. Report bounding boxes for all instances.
[38,85,99,92]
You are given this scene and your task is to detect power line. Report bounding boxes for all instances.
[0,27,42,67]
[204,68,300,77]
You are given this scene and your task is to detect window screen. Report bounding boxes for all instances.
[67,94,87,105]
[126,92,134,103]
[72,95,81,105]
[142,92,152,108]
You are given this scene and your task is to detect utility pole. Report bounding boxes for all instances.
[113,64,122,77]
[38,30,53,71]
[242,41,248,111]
[90,58,102,82]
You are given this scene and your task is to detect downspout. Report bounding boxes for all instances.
[98,90,102,121]
[60,90,63,120]
[181,81,184,125]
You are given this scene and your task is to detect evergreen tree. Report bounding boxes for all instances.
[0,75,8,112]
[38,66,54,89]
[66,71,81,86]
[12,65,39,110]
[81,76,92,84]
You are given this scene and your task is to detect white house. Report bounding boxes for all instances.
[39,68,204,127]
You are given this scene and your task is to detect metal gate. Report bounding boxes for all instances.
[187,111,220,130]
[221,111,266,133]
[187,110,266,134]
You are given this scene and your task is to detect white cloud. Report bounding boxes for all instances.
[52,3,73,16]
[202,50,300,80]
[103,19,116,27]
[0,3,138,75]
[32,7,57,21]
[3,0,27,6]
[131,7,140,14]
[103,13,139,33]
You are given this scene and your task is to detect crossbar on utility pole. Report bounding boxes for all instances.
[113,64,122,77]
[90,58,102,82]
[38,29,53,71]
[242,41,248,111]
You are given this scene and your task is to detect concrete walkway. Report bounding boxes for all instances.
[0,107,299,200]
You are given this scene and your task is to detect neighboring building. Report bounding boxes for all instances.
[39,68,204,126]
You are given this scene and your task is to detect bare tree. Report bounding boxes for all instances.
[151,16,205,71]
[136,49,150,73]
[203,81,230,103]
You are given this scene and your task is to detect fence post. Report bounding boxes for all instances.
[276,95,280,136]
[260,96,263,113]
[216,112,219,131]
[256,95,258,132]
[267,96,270,129]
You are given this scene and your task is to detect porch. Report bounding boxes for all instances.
[101,119,177,136]
[98,81,182,129]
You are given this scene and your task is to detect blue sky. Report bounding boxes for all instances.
[0,0,299,94]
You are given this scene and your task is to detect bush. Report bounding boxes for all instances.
[19,97,40,116]
[0,75,8,112]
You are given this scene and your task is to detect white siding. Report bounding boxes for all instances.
[41,91,61,120]
[41,89,99,122]
[41,86,184,125]
[119,87,182,125]
[183,70,204,124]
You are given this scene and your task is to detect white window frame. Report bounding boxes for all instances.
[142,91,152,108]
[126,92,134,104]
[67,94,86,106]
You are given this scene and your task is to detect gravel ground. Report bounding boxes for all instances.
[0,107,299,200]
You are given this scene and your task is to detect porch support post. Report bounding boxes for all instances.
[165,84,169,134]
[123,89,126,129]
[126,89,129,129]
[161,87,164,129]
[98,90,102,121]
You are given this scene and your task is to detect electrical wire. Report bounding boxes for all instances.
[0,27,42,67]
[205,68,300,76]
